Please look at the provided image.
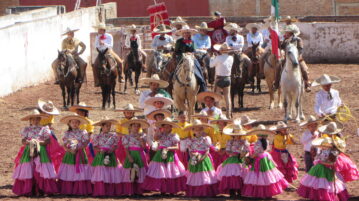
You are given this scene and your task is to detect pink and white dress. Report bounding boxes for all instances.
[12,126,58,195]
[58,129,92,195]
[216,139,250,194]
[184,135,219,197]
[91,132,126,196]
[121,133,148,195]
[142,133,187,194]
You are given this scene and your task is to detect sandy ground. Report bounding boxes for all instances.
[0,64,359,201]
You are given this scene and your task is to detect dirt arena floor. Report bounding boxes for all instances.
[0,64,358,201]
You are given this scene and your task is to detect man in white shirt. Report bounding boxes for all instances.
[210,43,234,118]
[245,23,263,54]
[312,74,342,117]
[193,22,213,54]
[224,23,244,52]
[93,23,124,86]
[124,24,147,70]
[151,24,174,52]
[197,91,223,119]
[300,116,320,172]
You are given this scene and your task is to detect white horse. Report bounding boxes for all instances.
[172,53,199,118]
[263,50,283,109]
[281,43,305,123]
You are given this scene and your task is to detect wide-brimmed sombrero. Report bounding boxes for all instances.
[120,118,150,129]
[299,115,323,127]
[318,121,344,135]
[281,16,298,23]
[21,109,48,121]
[144,95,174,107]
[311,74,341,87]
[210,114,232,124]
[93,23,107,30]
[38,99,60,115]
[223,123,248,136]
[175,25,198,35]
[140,74,169,88]
[127,24,138,32]
[116,103,143,113]
[312,137,334,148]
[195,22,214,31]
[184,119,213,131]
[213,43,232,53]
[93,116,119,127]
[270,121,291,131]
[62,27,79,36]
[333,137,346,153]
[153,24,172,34]
[146,109,172,121]
[238,115,257,125]
[245,23,262,31]
[224,23,242,32]
[171,16,187,26]
[60,114,90,125]
[69,102,93,112]
[191,111,213,120]
[247,124,275,136]
[154,117,180,128]
[197,91,223,103]
[282,24,300,36]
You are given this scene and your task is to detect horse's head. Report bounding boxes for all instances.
[180,53,195,82]
[285,43,299,68]
[130,40,139,51]
[251,42,261,63]
[97,48,109,69]
[154,51,164,73]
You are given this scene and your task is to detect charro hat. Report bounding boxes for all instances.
[146,109,172,121]
[62,27,79,36]
[171,16,187,26]
[311,74,341,87]
[69,102,93,112]
[127,24,139,32]
[283,24,300,36]
[144,94,174,107]
[175,25,198,35]
[93,23,107,30]
[191,111,213,120]
[245,23,262,31]
[38,99,60,115]
[210,114,233,124]
[195,22,214,31]
[223,122,248,136]
[140,74,169,88]
[92,116,119,127]
[213,43,232,53]
[270,121,291,131]
[224,23,242,32]
[281,16,298,23]
[116,103,143,113]
[299,115,323,127]
[197,91,223,103]
[60,114,90,125]
[120,118,150,129]
[184,119,213,131]
[318,121,344,135]
[247,124,275,136]
[153,24,172,34]
[154,117,180,128]
[312,137,334,148]
[238,115,257,125]
[21,109,47,121]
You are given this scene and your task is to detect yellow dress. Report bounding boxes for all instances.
[210,130,232,149]
[243,128,258,143]
[79,117,95,133]
[273,134,294,150]
[172,122,191,139]
[116,119,131,135]
[40,115,54,126]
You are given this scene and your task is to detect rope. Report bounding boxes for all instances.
[323,104,359,136]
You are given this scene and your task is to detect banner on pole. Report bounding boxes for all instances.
[147,2,171,38]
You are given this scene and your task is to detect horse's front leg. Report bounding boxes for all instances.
[239,82,245,108]
[277,88,283,109]
[134,66,141,95]
[283,94,289,123]
[76,85,80,104]
[60,84,66,109]
[112,81,116,109]
[66,86,71,108]
[256,70,261,93]
[230,85,235,111]
[101,86,106,110]
[107,86,111,108]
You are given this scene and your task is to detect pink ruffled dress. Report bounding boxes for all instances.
[216,139,250,194]
[12,126,58,196]
[91,132,127,196]
[184,136,219,197]
[335,152,359,182]
[57,129,92,195]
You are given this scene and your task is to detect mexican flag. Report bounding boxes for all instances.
[270,0,280,59]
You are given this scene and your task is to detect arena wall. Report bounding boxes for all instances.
[0,3,117,97]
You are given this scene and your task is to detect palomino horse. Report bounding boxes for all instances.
[172,53,199,118]
[264,50,283,109]
[248,42,264,93]
[124,40,143,95]
[96,48,118,109]
[231,53,251,110]
[281,43,305,123]
[56,50,81,108]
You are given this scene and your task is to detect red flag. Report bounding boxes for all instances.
[269,27,280,59]
[147,2,171,38]
[207,17,228,47]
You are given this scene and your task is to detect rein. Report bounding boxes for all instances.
[174,57,194,87]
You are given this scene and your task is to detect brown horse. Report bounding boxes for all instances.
[247,42,264,93]
[56,50,81,108]
[124,40,144,95]
[158,57,177,97]
[230,53,252,110]
[96,48,118,109]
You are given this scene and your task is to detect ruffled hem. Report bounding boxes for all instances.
[92,182,134,196]
[58,180,92,195]
[12,179,33,196]
[186,183,219,197]
[336,153,359,182]
[58,164,92,181]
[241,179,288,198]
[121,167,147,183]
[270,149,298,183]
[297,184,350,201]
[13,162,32,180]
[117,182,144,195]
[300,173,347,193]
[33,170,58,194]
[243,168,286,186]
[142,176,187,193]
[146,161,186,179]
[216,163,248,180]
[186,170,218,186]
[219,176,244,194]
[91,166,124,183]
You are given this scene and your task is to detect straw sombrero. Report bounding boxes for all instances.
[312,137,334,148]
[210,114,232,124]
[153,24,172,34]
[195,22,214,31]
[175,25,198,35]
[146,109,172,121]
[127,24,138,32]
[93,116,119,127]
[154,117,180,128]
[238,115,257,125]
[116,103,143,113]
[270,121,291,131]
[318,121,344,135]
[21,109,48,121]
[224,23,242,32]
[333,137,346,153]
[245,23,262,31]
[282,24,300,36]
[120,118,150,129]
[223,123,248,136]
[191,111,213,120]
[281,16,298,23]
[247,124,275,136]
[69,102,93,112]
[140,74,169,88]
[62,27,79,36]
[197,91,223,103]
[144,95,173,107]
[184,119,213,131]
[299,115,323,127]
[38,99,60,115]
[60,114,90,125]
[311,74,341,87]
[93,23,107,30]
[171,16,187,26]
[213,43,232,53]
